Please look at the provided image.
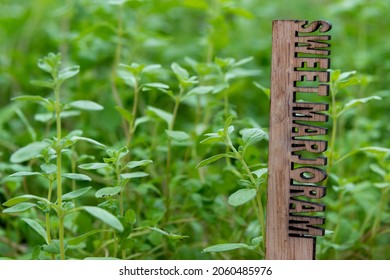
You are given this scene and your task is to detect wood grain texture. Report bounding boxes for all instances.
[265,20,331,260]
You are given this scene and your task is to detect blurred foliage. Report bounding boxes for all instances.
[0,0,389,259]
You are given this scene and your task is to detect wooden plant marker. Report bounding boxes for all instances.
[265,20,332,259]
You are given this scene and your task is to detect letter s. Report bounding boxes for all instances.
[297,20,332,33]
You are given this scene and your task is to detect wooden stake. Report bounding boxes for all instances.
[265,20,331,260]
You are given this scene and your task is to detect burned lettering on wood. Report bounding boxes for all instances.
[266,20,331,260]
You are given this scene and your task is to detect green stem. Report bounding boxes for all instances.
[371,187,389,241]
[54,84,65,260]
[164,93,182,222]
[127,80,139,148]
[117,165,124,217]
[327,88,338,176]
[111,4,129,140]
[46,179,53,246]
[228,143,266,248]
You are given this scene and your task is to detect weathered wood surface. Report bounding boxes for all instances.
[265,20,331,260]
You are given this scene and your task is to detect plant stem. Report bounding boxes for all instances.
[54,84,65,260]
[371,186,389,241]
[327,87,338,176]
[228,143,266,247]
[46,179,53,245]
[111,4,129,140]
[116,165,124,217]
[164,93,183,222]
[127,79,139,148]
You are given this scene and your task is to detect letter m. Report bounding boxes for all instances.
[292,102,328,122]
[288,215,325,237]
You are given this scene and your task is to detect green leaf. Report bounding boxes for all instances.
[31,80,55,88]
[83,206,124,232]
[233,56,253,67]
[3,202,36,213]
[171,62,189,81]
[70,136,106,148]
[142,64,161,73]
[240,128,267,146]
[95,186,121,198]
[223,116,234,136]
[196,154,230,168]
[58,65,80,81]
[42,240,67,254]
[338,96,381,117]
[215,57,235,68]
[8,171,42,177]
[68,229,110,246]
[374,182,390,189]
[337,77,360,89]
[200,132,224,144]
[202,243,253,253]
[186,86,214,96]
[226,68,261,80]
[117,66,136,86]
[12,95,51,105]
[336,146,390,164]
[134,116,150,130]
[22,218,48,244]
[252,168,268,179]
[369,164,386,179]
[142,83,170,91]
[40,163,57,174]
[62,187,92,201]
[253,82,270,98]
[165,130,190,142]
[125,209,137,224]
[3,194,48,207]
[360,147,390,156]
[69,100,104,111]
[147,106,173,127]
[148,227,189,240]
[126,160,153,169]
[228,188,257,207]
[37,53,61,74]
[115,106,133,123]
[62,173,92,181]
[120,172,149,180]
[78,162,109,170]
[35,111,81,122]
[10,141,49,163]
[251,236,263,246]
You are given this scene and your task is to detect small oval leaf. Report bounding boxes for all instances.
[8,171,42,177]
[62,173,92,181]
[120,172,149,180]
[202,243,252,253]
[58,65,80,81]
[82,206,123,232]
[78,162,109,170]
[165,130,190,142]
[10,142,49,163]
[126,160,153,169]
[69,100,104,111]
[3,202,36,213]
[22,218,48,244]
[95,186,121,198]
[228,188,257,207]
[62,187,92,201]
[3,195,48,207]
